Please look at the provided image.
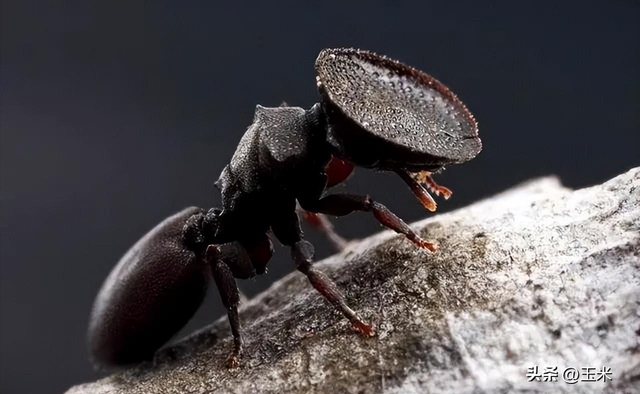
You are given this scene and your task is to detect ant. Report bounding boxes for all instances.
[88,48,481,369]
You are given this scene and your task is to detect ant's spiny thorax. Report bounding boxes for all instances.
[222,105,329,198]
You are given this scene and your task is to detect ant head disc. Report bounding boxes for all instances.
[315,48,481,170]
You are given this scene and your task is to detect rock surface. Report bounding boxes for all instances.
[67,168,640,394]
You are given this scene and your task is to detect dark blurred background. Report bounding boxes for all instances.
[1,1,638,393]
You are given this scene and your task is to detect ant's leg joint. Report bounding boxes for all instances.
[292,240,314,274]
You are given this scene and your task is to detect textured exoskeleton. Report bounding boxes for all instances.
[88,48,481,368]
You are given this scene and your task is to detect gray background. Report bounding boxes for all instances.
[1,1,638,393]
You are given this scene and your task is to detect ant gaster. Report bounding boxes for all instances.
[88,48,482,368]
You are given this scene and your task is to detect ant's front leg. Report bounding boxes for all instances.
[300,194,437,252]
[205,245,243,368]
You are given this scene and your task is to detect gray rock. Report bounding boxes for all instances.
[67,167,640,394]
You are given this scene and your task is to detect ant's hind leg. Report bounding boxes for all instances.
[205,245,243,368]
[301,194,437,252]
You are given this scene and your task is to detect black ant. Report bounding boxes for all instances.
[88,48,481,368]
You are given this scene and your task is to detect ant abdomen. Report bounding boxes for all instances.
[88,207,208,367]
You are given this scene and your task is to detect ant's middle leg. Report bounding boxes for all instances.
[292,239,373,335]
[300,194,437,252]
[271,210,374,336]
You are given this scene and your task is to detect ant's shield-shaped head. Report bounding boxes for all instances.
[315,48,481,171]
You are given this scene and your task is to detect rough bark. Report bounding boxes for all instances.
[67,167,640,394]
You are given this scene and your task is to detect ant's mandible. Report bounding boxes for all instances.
[88,48,482,369]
